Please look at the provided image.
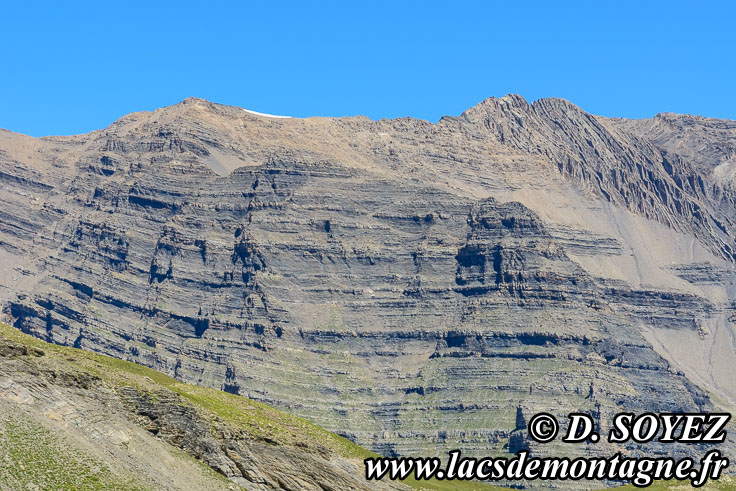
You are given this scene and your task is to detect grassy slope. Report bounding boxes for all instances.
[0,406,148,490]
[0,322,496,490]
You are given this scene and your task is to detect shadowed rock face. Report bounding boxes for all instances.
[1,96,736,462]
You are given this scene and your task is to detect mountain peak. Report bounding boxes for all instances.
[3,93,736,476]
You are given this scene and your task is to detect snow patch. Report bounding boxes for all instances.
[243,108,292,119]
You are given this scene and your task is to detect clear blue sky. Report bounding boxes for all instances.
[2,1,734,136]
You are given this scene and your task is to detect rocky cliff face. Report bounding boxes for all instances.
[1,96,735,464]
[0,322,401,490]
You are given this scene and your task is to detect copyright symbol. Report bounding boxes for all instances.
[528,413,559,443]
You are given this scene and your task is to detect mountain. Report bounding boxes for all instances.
[1,96,735,468]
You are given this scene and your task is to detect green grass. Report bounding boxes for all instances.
[0,407,147,490]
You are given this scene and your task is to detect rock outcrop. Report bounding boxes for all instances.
[0,322,405,490]
[1,96,735,466]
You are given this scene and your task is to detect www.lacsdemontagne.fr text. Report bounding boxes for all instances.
[365,449,728,487]
[364,412,731,487]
